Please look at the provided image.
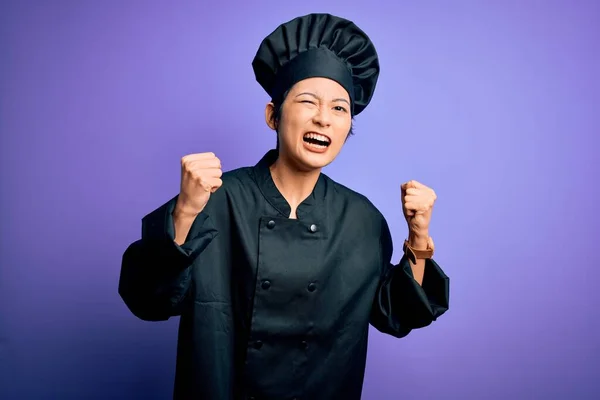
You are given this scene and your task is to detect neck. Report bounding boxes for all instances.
[269,152,321,215]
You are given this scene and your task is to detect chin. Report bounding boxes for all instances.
[296,146,337,170]
[279,140,339,171]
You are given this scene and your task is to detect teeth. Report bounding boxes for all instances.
[304,133,330,143]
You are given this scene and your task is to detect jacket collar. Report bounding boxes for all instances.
[252,149,328,220]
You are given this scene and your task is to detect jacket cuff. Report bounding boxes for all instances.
[397,255,450,322]
[142,196,218,262]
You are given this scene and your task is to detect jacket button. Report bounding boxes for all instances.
[307,282,316,292]
[309,224,317,232]
[267,220,275,229]
[300,340,308,349]
[261,280,271,290]
[253,340,263,349]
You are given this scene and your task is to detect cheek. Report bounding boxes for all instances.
[281,112,311,139]
[281,108,306,126]
[333,118,352,141]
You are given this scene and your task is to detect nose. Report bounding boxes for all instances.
[312,106,332,127]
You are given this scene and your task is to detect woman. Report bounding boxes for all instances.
[119,13,450,400]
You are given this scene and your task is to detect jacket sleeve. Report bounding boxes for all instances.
[118,196,218,322]
[370,218,450,338]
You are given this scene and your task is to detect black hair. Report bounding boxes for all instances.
[269,91,355,150]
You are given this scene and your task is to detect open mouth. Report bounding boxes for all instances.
[303,132,331,147]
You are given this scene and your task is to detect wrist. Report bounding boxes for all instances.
[173,200,202,219]
[408,230,429,249]
[404,232,435,264]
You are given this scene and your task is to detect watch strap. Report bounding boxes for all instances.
[403,237,434,264]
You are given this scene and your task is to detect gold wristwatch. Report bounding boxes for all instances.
[403,236,435,264]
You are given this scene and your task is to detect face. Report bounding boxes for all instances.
[265,77,352,171]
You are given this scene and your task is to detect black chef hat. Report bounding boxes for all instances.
[252,13,380,116]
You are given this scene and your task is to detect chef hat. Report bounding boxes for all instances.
[252,13,380,116]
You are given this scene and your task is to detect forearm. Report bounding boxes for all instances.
[407,230,428,285]
[119,197,218,320]
[371,256,450,335]
[173,207,199,245]
[370,215,450,336]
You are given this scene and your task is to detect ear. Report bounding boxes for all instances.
[265,102,277,131]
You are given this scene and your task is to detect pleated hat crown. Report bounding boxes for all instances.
[252,13,380,116]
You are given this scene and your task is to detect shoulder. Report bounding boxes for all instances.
[213,165,262,197]
[199,166,255,213]
[221,166,254,187]
[323,174,387,227]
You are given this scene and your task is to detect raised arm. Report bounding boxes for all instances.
[369,217,450,337]
[118,152,223,321]
[118,197,218,321]
[370,180,450,337]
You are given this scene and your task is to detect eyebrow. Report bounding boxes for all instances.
[296,92,350,105]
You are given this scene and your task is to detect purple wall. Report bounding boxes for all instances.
[1,1,599,399]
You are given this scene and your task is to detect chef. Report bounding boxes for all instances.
[119,12,450,400]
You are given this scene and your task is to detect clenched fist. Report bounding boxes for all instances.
[401,180,436,236]
[175,152,223,216]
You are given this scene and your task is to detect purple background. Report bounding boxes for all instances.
[1,1,599,399]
